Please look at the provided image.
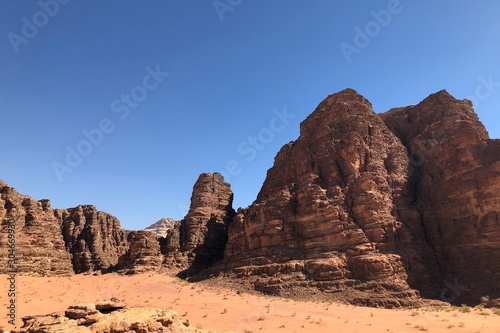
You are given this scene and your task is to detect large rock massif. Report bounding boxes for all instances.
[225,89,432,306]
[1,89,499,307]
[224,89,500,306]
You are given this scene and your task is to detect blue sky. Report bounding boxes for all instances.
[1,0,499,230]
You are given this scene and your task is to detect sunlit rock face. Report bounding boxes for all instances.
[225,89,500,306]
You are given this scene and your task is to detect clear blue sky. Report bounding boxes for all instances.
[1,1,499,230]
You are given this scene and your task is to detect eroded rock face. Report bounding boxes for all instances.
[225,89,429,306]
[119,230,163,274]
[59,205,130,273]
[0,173,234,276]
[380,90,500,304]
[0,182,132,275]
[0,182,73,275]
[167,172,236,267]
[225,88,500,306]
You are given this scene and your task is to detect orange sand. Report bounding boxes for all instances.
[1,273,499,332]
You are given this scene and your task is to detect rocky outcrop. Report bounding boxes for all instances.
[0,181,132,275]
[0,181,73,275]
[224,88,500,306]
[0,173,235,276]
[14,302,221,333]
[224,89,428,306]
[2,88,499,307]
[380,90,500,304]
[119,230,163,274]
[60,205,130,273]
[169,173,235,268]
[144,218,177,237]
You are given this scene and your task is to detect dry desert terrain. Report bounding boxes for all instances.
[1,273,499,333]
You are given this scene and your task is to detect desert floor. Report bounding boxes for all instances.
[1,273,499,333]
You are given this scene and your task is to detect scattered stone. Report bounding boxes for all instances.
[14,303,223,333]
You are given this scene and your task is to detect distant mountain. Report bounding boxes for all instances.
[144,218,177,237]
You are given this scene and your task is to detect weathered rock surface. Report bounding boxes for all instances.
[168,173,235,269]
[60,205,130,273]
[380,90,500,304]
[0,173,235,276]
[145,218,177,237]
[2,88,499,308]
[0,182,135,275]
[14,302,223,333]
[224,88,500,306]
[0,181,73,275]
[119,230,163,274]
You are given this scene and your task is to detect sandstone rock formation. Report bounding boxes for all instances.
[0,181,73,275]
[0,173,235,277]
[0,182,131,275]
[163,173,235,270]
[224,89,500,306]
[2,88,499,308]
[119,230,163,274]
[380,90,500,304]
[13,301,221,333]
[60,205,130,273]
[145,218,177,237]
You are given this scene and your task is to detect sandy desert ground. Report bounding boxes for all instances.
[1,273,499,333]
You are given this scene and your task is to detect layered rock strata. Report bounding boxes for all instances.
[0,181,73,275]
[0,182,129,275]
[224,89,500,306]
[380,90,500,303]
[163,172,236,270]
[60,205,130,273]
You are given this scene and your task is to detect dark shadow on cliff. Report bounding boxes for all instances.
[177,211,234,280]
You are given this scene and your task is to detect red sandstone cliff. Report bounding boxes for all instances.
[224,89,500,306]
[2,89,499,307]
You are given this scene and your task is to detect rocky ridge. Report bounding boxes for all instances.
[0,172,236,277]
[1,89,499,308]
[0,183,160,275]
